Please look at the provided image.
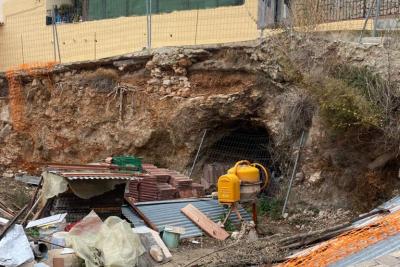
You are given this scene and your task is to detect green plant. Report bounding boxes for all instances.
[219,213,236,232]
[306,77,383,131]
[25,227,40,239]
[257,196,283,220]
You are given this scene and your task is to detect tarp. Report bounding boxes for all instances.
[42,171,127,200]
[66,211,145,267]
[0,225,34,267]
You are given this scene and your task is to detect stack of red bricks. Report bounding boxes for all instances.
[126,164,205,202]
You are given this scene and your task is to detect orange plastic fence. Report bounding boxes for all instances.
[281,210,400,267]
[5,62,56,132]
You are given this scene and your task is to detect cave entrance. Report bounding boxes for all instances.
[194,120,279,193]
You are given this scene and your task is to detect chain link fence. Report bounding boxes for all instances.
[1,0,400,71]
[0,0,259,71]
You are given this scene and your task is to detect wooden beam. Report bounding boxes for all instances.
[181,204,229,240]
[125,197,158,231]
[0,204,28,241]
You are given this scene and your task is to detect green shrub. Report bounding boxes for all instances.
[257,196,283,220]
[307,78,383,131]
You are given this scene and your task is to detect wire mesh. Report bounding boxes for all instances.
[1,0,400,71]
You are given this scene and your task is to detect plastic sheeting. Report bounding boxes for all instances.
[66,211,145,267]
[42,171,127,200]
[42,172,69,200]
[0,225,34,267]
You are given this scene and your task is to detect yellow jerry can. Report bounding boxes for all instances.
[228,160,260,183]
[217,173,240,203]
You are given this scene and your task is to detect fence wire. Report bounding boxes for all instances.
[1,0,400,71]
[0,0,259,71]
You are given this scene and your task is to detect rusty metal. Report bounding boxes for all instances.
[281,210,400,266]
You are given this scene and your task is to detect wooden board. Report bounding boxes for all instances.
[181,204,229,240]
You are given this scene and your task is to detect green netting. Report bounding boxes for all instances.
[88,0,244,20]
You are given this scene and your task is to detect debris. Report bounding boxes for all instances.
[181,204,229,240]
[0,224,34,267]
[191,240,200,244]
[230,231,240,240]
[26,213,67,229]
[0,204,28,240]
[53,258,64,267]
[149,245,163,262]
[60,248,75,255]
[15,174,41,186]
[47,249,79,267]
[132,226,172,263]
[30,242,48,258]
[66,211,145,267]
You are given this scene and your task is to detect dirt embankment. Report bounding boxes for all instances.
[0,34,399,214]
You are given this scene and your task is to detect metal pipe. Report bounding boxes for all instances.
[189,129,208,178]
[146,0,152,51]
[51,7,57,61]
[359,0,376,43]
[373,0,381,37]
[281,130,306,217]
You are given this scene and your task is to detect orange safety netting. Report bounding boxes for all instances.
[5,62,56,132]
[280,210,400,267]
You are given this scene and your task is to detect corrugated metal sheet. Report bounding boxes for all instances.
[122,199,252,239]
[328,196,400,266]
[330,233,400,267]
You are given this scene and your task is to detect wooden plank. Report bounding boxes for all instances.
[0,204,28,241]
[125,197,158,231]
[181,204,229,240]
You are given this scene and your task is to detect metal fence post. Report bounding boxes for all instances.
[373,0,381,37]
[146,0,152,50]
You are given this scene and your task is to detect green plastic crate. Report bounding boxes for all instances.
[112,156,142,172]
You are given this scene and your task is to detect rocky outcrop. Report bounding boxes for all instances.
[0,34,399,211]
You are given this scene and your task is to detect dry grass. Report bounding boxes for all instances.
[83,68,119,93]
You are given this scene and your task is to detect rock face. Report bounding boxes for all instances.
[0,34,399,211]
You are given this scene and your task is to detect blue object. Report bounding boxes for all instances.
[161,228,181,249]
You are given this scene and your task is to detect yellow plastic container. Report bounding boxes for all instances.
[228,161,260,183]
[217,173,240,203]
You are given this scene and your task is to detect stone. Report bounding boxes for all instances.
[318,210,327,217]
[64,72,72,78]
[147,78,161,85]
[31,79,39,87]
[146,61,155,70]
[162,79,171,87]
[181,88,190,98]
[149,245,164,262]
[178,57,192,67]
[3,170,14,178]
[230,231,240,240]
[0,124,11,139]
[309,171,322,184]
